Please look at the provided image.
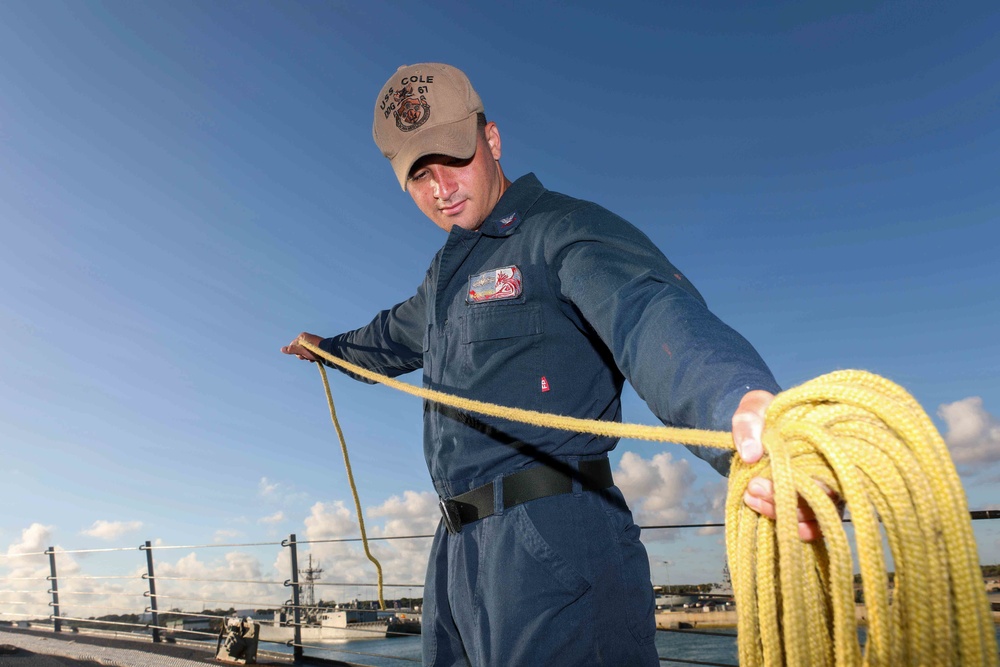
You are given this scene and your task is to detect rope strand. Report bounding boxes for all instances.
[316,362,385,611]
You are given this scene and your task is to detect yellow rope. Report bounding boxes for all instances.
[316,362,385,611]
[300,341,998,665]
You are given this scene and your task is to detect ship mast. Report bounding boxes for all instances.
[299,554,324,620]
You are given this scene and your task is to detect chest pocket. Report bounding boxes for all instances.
[459,304,544,389]
[464,303,542,343]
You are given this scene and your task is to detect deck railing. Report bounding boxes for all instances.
[3,512,999,666]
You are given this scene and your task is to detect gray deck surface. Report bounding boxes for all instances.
[0,627,281,667]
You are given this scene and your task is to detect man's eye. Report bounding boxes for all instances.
[410,170,428,181]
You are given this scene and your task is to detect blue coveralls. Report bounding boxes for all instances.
[320,174,780,666]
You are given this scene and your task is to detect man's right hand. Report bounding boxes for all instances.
[281,332,324,362]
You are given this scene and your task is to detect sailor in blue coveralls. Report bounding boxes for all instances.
[283,63,811,666]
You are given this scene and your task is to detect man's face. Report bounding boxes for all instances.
[406,122,506,232]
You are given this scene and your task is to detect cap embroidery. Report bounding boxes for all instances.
[392,85,431,132]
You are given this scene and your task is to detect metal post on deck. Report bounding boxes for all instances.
[46,546,60,633]
[143,541,161,643]
[286,533,303,663]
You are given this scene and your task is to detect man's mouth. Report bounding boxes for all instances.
[439,200,467,216]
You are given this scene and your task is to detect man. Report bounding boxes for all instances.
[282,63,801,666]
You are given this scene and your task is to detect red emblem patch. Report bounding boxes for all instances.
[467,266,523,303]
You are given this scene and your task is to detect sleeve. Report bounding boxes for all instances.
[547,203,781,475]
[317,274,428,383]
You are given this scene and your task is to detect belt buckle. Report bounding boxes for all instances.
[439,498,462,535]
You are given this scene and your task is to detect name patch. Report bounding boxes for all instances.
[468,265,522,303]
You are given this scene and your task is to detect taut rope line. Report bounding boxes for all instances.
[301,340,998,666]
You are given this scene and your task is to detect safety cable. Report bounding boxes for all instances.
[301,341,997,666]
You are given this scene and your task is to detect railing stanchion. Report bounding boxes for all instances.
[287,533,303,663]
[47,546,61,633]
[144,541,160,643]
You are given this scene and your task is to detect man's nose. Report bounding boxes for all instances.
[433,168,458,200]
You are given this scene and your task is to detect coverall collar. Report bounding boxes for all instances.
[478,173,546,238]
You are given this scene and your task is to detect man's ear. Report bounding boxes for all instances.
[485,122,502,161]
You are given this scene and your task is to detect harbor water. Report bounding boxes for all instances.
[263,626,1000,666]
[269,630,732,666]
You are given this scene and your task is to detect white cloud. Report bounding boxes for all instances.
[369,491,439,537]
[214,529,242,542]
[80,520,143,541]
[151,549,284,613]
[294,501,388,598]
[939,397,1000,467]
[259,477,280,498]
[258,477,309,506]
[259,511,285,525]
[303,501,357,540]
[1,524,83,621]
[0,520,366,623]
[615,451,697,530]
[365,491,439,586]
[7,523,53,557]
[283,493,438,600]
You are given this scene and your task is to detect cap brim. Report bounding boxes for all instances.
[390,113,479,190]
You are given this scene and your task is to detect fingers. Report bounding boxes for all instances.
[742,476,825,542]
[732,390,775,464]
[281,333,322,362]
[742,477,776,518]
[797,520,823,542]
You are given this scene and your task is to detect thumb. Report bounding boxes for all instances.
[733,390,774,464]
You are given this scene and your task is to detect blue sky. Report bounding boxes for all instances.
[1,0,998,605]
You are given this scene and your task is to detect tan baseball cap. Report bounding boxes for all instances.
[373,63,484,190]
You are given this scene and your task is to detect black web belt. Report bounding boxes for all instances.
[438,458,614,535]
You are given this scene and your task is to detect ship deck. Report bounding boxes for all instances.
[0,627,361,667]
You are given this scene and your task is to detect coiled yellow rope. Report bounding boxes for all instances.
[726,370,997,666]
[301,340,998,665]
